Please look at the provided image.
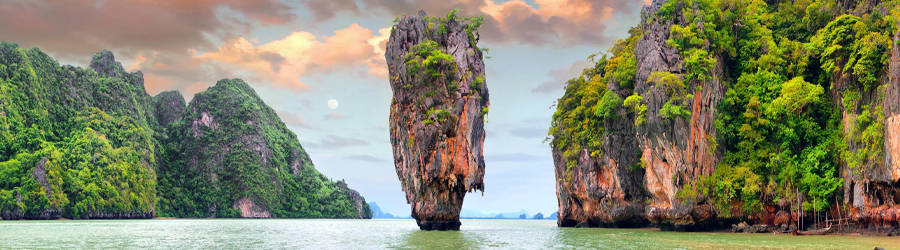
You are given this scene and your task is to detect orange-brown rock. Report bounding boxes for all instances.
[840,13,900,230]
[385,10,489,230]
[554,0,723,231]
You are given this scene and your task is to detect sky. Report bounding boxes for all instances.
[0,0,650,216]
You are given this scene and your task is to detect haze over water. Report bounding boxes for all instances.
[0,219,897,249]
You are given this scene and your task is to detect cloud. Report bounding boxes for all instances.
[346,154,388,162]
[177,23,389,94]
[485,153,546,162]
[320,135,369,148]
[493,117,550,139]
[0,0,295,60]
[0,1,391,97]
[274,109,313,129]
[484,126,502,138]
[325,113,348,120]
[532,60,589,93]
[302,0,645,46]
[509,127,548,139]
[301,0,361,21]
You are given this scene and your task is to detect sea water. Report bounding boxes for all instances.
[0,219,897,249]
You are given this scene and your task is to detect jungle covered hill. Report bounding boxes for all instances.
[0,42,370,220]
[551,0,900,232]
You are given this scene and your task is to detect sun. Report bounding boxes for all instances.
[328,99,339,109]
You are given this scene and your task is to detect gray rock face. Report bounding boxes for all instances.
[632,0,723,230]
[843,17,900,226]
[336,181,371,219]
[90,50,131,80]
[385,10,489,230]
[555,0,721,230]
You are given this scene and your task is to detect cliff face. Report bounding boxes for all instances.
[552,0,900,231]
[631,1,724,230]
[385,10,489,230]
[844,16,900,228]
[0,43,370,220]
[554,0,721,230]
[157,79,371,219]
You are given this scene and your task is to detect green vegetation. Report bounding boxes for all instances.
[423,108,450,125]
[156,79,367,218]
[550,28,642,176]
[595,91,623,119]
[623,94,647,125]
[0,42,368,219]
[550,0,898,217]
[649,72,692,121]
[405,40,457,83]
[0,43,160,218]
[395,9,490,129]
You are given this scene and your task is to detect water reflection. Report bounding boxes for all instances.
[400,230,481,249]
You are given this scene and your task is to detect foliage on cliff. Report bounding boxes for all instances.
[550,0,898,216]
[0,42,369,219]
[156,79,368,218]
[0,43,159,218]
[550,28,642,181]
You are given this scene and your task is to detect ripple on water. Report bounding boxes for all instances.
[0,219,898,249]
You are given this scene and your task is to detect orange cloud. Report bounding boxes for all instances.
[304,0,646,46]
[366,28,392,79]
[190,23,390,92]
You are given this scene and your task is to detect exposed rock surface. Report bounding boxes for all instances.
[555,0,720,230]
[632,0,723,230]
[843,16,900,228]
[386,10,489,230]
[553,0,900,232]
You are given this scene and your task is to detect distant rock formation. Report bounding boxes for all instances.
[369,202,396,218]
[534,213,545,220]
[385,10,489,230]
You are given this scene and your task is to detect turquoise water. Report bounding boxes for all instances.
[0,219,898,249]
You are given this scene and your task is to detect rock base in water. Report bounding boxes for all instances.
[418,221,462,231]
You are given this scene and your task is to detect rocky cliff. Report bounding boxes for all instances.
[385,10,489,230]
[552,0,900,232]
[0,43,370,220]
[156,79,371,219]
[845,8,900,229]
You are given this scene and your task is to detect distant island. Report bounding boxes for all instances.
[368,203,556,220]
